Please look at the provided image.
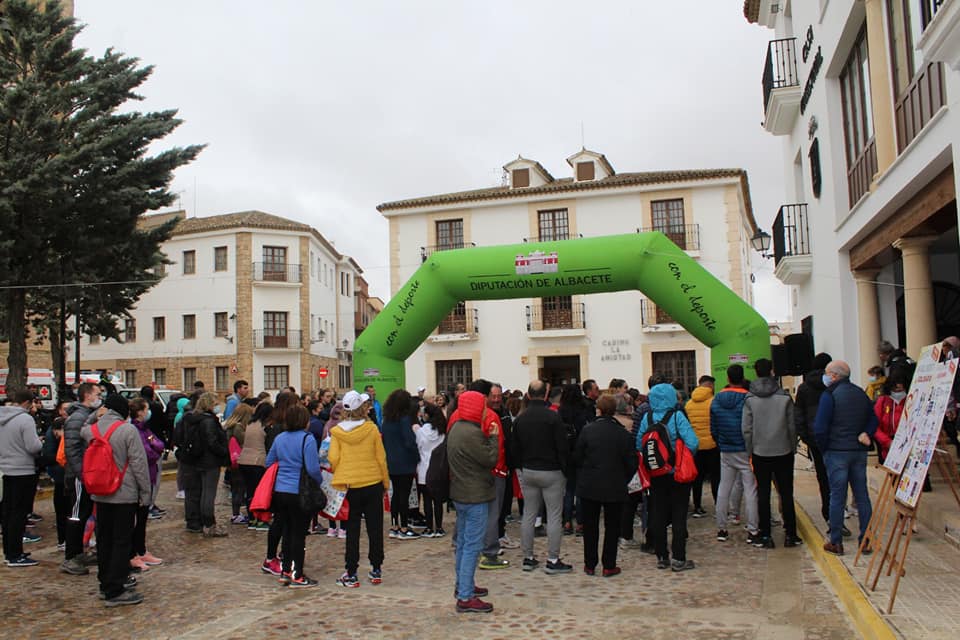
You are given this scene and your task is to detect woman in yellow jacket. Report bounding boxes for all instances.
[329,390,390,588]
[685,376,719,518]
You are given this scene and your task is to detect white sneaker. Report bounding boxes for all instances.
[175,490,185,500]
[534,516,543,528]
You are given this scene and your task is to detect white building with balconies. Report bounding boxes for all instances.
[80,210,363,395]
[379,150,761,394]
[742,0,960,376]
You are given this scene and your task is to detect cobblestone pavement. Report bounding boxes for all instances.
[795,459,960,639]
[3,475,856,640]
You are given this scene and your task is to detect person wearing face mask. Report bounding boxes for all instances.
[864,366,887,402]
[813,360,878,556]
[60,382,103,576]
[872,377,908,465]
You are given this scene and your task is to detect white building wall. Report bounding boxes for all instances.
[755,0,960,377]
[81,231,238,359]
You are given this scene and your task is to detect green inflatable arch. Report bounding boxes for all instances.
[354,232,769,391]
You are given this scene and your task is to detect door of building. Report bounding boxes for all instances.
[539,355,581,388]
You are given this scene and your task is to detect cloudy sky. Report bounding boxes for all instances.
[74,0,791,320]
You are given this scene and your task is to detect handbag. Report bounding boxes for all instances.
[250,463,279,522]
[673,438,698,484]
[228,436,242,469]
[298,435,327,514]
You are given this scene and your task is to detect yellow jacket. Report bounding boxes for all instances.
[865,377,886,402]
[685,386,716,450]
[328,419,390,491]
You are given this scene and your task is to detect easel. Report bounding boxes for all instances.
[855,468,899,568]
[931,431,960,509]
[867,497,921,614]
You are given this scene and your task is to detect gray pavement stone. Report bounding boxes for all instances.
[3,472,857,639]
[795,457,960,640]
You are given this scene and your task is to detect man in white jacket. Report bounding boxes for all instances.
[0,390,43,567]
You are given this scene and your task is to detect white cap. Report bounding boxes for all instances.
[417,386,426,393]
[342,390,370,411]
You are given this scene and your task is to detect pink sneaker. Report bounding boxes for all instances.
[327,528,338,538]
[338,528,347,539]
[130,556,150,572]
[140,552,164,566]
[260,557,282,576]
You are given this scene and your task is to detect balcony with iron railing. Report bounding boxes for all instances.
[637,224,701,252]
[522,233,583,243]
[772,204,812,285]
[253,330,303,350]
[525,302,586,334]
[429,306,479,342]
[640,299,681,332]
[761,38,801,135]
[420,242,476,263]
[252,262,302,284]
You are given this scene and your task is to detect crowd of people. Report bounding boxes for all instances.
[1,334,957,612]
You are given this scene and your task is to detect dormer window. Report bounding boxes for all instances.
[504,156,554,189]
[566,148,615,181]
[512,168,530,188]
[576,161,595,181]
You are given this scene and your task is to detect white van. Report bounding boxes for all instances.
[0,368,59,410]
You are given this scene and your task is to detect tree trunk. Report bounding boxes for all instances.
[5,289,27,393]
[48,318,63,387]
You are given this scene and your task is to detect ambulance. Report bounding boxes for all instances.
[0,368,59,410]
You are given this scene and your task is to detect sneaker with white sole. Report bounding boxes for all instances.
[336,572,359,588]
[397,529,420,539]
[368,568,382,584]
[543,559,572,575]
[6,554,38,567]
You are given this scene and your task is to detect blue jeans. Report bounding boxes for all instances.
[453,501,488,600]
[823,450,872,545]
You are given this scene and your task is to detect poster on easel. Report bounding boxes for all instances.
[883,345,937,475]
[889,345,958,507]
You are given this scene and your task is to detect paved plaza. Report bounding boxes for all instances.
[1,473,858,640]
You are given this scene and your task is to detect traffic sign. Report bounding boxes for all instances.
[318,368,329,379]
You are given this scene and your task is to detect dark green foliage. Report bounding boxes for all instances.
[0,0,203,391]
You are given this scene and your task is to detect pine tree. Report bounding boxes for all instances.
[0,0,202,392]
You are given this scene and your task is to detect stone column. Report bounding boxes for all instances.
[854,269,882,371]
[864,0,898,175]
[893,236,939,358]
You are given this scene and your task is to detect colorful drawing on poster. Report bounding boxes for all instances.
[894,346,958,507]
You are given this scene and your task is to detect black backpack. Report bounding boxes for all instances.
[425,440,450,502]
[175,412,204,463]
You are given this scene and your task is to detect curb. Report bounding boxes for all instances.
[795,501,900,640]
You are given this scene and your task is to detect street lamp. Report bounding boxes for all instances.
[750,229,772,259]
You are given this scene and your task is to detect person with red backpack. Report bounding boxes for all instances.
[81,394,151,607]
[636,383,699,572]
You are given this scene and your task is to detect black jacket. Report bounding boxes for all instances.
[794,370,826,446]
[573,416,637,502]
[511,400,568,472]
[184,411,229,469]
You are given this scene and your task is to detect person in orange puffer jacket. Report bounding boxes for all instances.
[685,375,718,518]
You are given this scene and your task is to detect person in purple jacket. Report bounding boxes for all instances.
[265,404,325,587]
[129,398,165,570]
